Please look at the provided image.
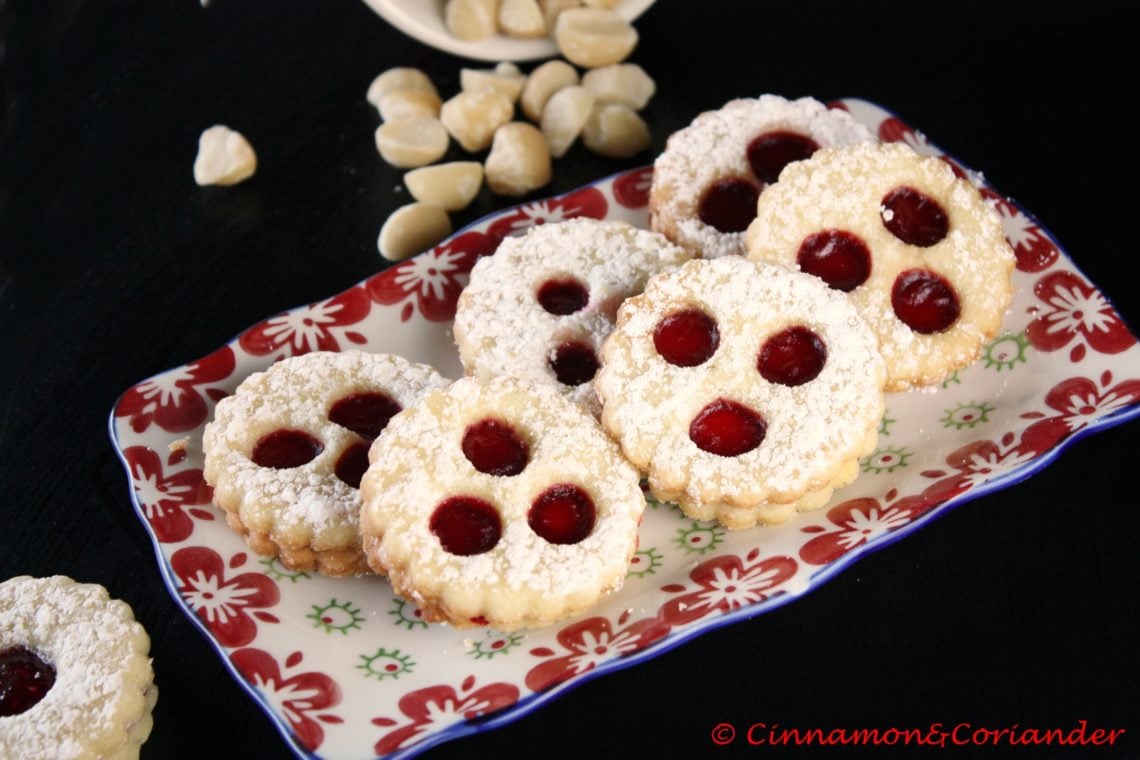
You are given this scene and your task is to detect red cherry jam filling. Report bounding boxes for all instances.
[334,442,370,488]
[689,399,767,457]
[881,186,949,247]
[251,429,323,469]
[697,177,760,233]
[462,418,530,476]
[430,496,502,556]
[747,130,820,184]
[891,269,961,333]
[758,326,828,386]
[537,278,589,316]
[653,309,719,367]
[0,646,55,717]
[549,341,600,387]
[796,229,872,292]
[328,392,402,441]
[528,483,596,545]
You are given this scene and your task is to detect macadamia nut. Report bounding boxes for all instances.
[367,67,437,108]
[498,0,547,38]
[553,8,638,68]
[460,62,526,103]
[440,87,515,153]
[581,63,655,110]
[540,85,595,158]
[484,122,551,196]
[444,0,500,40]
[582,102,650,158]
[378,88,443,122]
[378,202,452,261]
[538,0,582,28]
[404,161,485,211]
[193,125,257,186]
[519,59,579,122]
[374,116,450,168]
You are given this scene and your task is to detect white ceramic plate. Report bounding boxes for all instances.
[361,0,656,61]
[110,99,1140,759]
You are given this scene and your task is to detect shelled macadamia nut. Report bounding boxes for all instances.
[444,0,500,40]
[499,0,546,38]
[540,85,595,158]
[404,161,485,211]
[460,62,527,103]
[485,122,551,196]
[553,8,638,68]
[581,63,655,109]
[374,116,450,168]
[582,102,650,158]
[519,59,579,122]
[440,87,515,152]
[367,67,437,109]
[378,88,443,122]
[539,0,582,28]
[194,125,257,186]
[378,202,452,261]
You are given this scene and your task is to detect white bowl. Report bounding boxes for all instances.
[361,0,657,62]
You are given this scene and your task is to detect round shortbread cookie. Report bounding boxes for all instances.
[202,351,448,576]
[596,257,886,529]
[359,375,645,631]
[1,576,157,760]
[649,95,874,259]
[745,141,1016,390]
[453,218,691,416]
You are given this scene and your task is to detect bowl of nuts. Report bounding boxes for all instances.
[362,0,656,62]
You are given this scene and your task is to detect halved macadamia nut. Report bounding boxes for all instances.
[460,62,527,103]
[444,0,500,40]
[582,102,650,158]
[541,85,596,158]
[499,0,547,38]
[374,116,450,168]
[441,87,515,153]
[553,8,638,68]
[485,122,552,196]
[366,67,437,108]
[404,161,485,211]
[378,202,452,262]
[378,88,443,122]
[519,59,580,122]
[581,63,655,110]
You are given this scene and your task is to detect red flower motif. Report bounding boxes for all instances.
[371,674,519,755]
[980,188,1059,272]
[172,547,280,647]
[1027,270,1136,361]
[239,285,371,357]
[230,648,342,752]
[799,492,937,565]
[366,230,497,322]
[524,612,670,693]
[917,435,1035,501]
[1020,371,1140,455]
[657,550,797,626]
[486,185,608,241]
[115,345,236,433]
[123,446,211,543]
[612,166,653,209]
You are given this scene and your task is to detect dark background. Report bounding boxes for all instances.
[2,1,1138,757]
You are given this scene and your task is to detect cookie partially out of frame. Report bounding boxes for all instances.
[596,257,885,529]
[746,141,1015,390]
[203,350,448,576]
[359,375,645,631]
[649,94,874,259]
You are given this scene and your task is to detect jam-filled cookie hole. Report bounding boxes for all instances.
[697,177,760,234]
[430,496,503,556]
[327,391,402,441]
[654,308,720,367]
[549,340,600,387]
[528,483,596,545]
[0,646,56,716]
[880,186,949,247]
[333,443,370,489]
[537,277,590,316]
[891,269,961,333]
[796,229,872,292]
[758,326,828,386]
[251,429,323,469]
[462,418,530,476]
[689,399,767,457]
[747,130,820,184]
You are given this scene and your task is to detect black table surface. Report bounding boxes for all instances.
[2,1,1138,758]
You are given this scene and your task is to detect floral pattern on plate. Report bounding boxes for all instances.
[110,98,1140,759]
